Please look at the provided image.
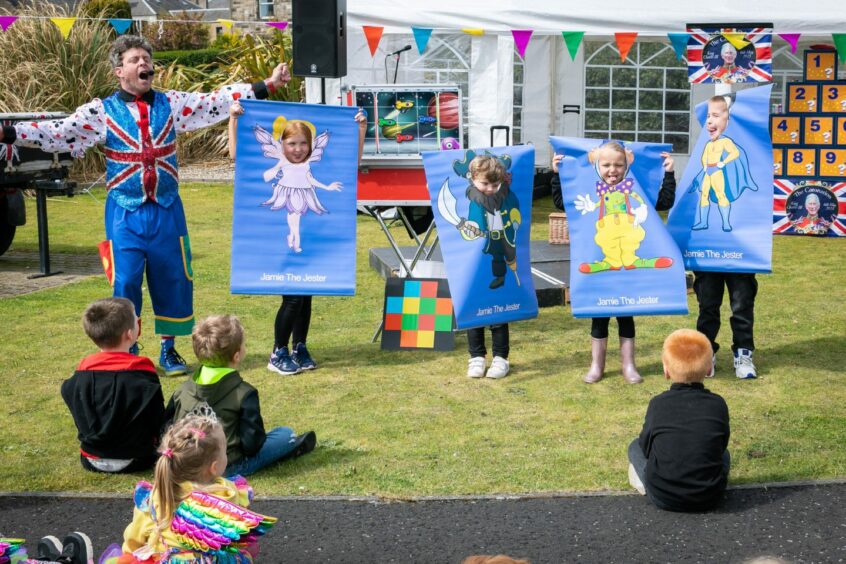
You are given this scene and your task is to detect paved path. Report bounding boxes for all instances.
[2,483,845,563]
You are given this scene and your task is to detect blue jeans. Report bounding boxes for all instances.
[225,427,297,477]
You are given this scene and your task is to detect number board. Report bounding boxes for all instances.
[821,85,846,113]
[786,148,817,176]
[804,50,838,82]
[770,116,801,144]
[818,148,846,177]
[804,116,834,145]
[788,84,819,113]
[838,117,846,145]
[773,148,784,177]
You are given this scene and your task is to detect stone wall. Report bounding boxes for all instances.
[231,0,290,23]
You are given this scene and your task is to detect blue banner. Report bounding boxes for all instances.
[422,146,538,330]
[231,100,359,295]
[549,137,688,318]
[666,85,774,272]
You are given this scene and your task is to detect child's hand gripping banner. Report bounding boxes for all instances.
[231,100,359,295]
[549,137,688,318]
[422,146,538,330]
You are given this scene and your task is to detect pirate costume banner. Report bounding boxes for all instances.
[231,100,359,295]
[549,136,688,318]
[666,85,774,272]
[422,145,538,330]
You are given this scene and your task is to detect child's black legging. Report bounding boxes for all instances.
[274,295,313,350]
[591,316,635,339]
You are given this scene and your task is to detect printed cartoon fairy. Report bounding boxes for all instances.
[690,94,758,232]
[436,150,521,289]
[573,141,673,273]
[253,117,341,253]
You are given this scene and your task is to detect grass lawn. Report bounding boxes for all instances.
[1,183,844,497]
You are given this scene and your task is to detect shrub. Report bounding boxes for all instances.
[155,48,224,68]
[143,12,210,51]
[77,0,132,19]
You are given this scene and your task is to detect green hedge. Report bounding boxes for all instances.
[154,48,224,67]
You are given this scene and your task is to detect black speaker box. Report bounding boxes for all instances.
[292,0,347,78]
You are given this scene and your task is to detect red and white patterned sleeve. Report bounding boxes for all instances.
[167,83,261,135]
[7,99,107,158]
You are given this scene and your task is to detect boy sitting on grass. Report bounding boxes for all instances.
[628,328,730,511]
[167,314,316,476]
[61,297,166,473]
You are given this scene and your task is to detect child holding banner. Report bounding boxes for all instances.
[551,147,676,384]
[229,101,366,375]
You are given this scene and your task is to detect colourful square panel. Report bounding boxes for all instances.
[435,297,453,315]
[819,149,846,178]
[788,84,819,113]
[822,85,846,113]
[404,280,421,297]
[770,116,801,145]
[804,50,837,82]
[400,330,417,348]
[417,330,435,348]
[773,148,784,178]
[385,296,404,314]
[384,313,403,331]
[419,297,436,314]
[838,117,846,145]
[402,314,418,330]
[417,314,435,330]
[403,297,420,314]
[420,280,438,298]
[785,148,817,177]
[435,314,453,332]
[804,117,834,145]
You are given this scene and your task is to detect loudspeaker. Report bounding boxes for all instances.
[292,0,347,78]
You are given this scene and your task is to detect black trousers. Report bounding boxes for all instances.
[274,295,313,350]
[590,317,635,339]
[467,324,510,359]
[692,272,757,354]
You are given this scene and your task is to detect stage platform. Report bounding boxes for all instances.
[368,240,571,307]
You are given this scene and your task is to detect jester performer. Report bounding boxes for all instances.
[0,35,291,375]
[690,94,758,232]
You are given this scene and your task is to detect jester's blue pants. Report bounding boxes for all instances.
[102,196,194,336]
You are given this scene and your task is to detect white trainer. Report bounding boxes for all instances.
[467,356,486,378]
[628,463,646,495]
[706,353,716,378]
[734,348,757,379]
[486,356,510,379]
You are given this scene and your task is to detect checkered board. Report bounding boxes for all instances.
[381,278,455,351]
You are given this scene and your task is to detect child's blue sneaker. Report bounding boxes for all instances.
[292,342,317,370]
[159,340,188,376]
[734,348,757,379]
[268,347,301,375]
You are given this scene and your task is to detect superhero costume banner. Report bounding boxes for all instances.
[231,100,359,295]
[549,136,688,318]
[422,145,538,330]
[667,85,774,272]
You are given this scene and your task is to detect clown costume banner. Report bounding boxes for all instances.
[422,145,538,330]
[549,136,688,318]
[231,100,359,295]
[666,85,774,273]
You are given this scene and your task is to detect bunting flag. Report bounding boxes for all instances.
[511,30,533,59]
[462,28,484,36]
[362,25,384,56]
[0,15,18,31]
[412,27,433,54]
[614,32,637,62]
[108,18,132,34]
[777,33,801,53]
[50,17,76,39]
[216,19,234,32]
[834,34,846,63]
[668,32,690,60]
[721,31,751,50]
[561,31,584,60]
[265,21,288,31]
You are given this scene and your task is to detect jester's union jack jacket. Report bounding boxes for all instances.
[2,82,268,211]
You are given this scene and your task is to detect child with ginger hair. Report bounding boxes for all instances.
[628,328,730,511]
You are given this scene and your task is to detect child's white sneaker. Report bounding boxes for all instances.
[628,463,646,495]
[486,356,510,379]
[734,348,757,379]
[467,356,486,378]
[706,353,716,378]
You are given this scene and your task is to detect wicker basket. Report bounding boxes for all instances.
[548,212,569,244]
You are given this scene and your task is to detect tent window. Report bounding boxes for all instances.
[770,45,803,109]
[513,48,523,144]
[584,41,690,153]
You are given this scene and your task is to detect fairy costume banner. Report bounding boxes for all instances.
[422,145,538,330]
[231,100,359,295]
[549,136,688,318]
[666,85,774,272]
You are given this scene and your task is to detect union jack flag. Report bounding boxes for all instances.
[103,114,177,196]
[0,120,20,163]
[687,26,772,84]
[773,178,846,236]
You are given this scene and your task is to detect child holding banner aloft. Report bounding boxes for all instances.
[551,146,676,384]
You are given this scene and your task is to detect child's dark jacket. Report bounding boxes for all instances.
[61,352,166,459]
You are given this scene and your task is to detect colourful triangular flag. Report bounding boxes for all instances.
[0,15,18,32]
[411,27,433,54]
[462,28,484,36]
[721,32,750,50]
[512,30,533,59]
[834,34,846,63]
[667,32,689,60]
[615,32,637,62]
[561,31,584,60]
[363,26,384,56]
[777,33,801,53]
[108,18,132,34]
[50,17,76,39]
[216,19,234,33]
[265,21,288,31]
